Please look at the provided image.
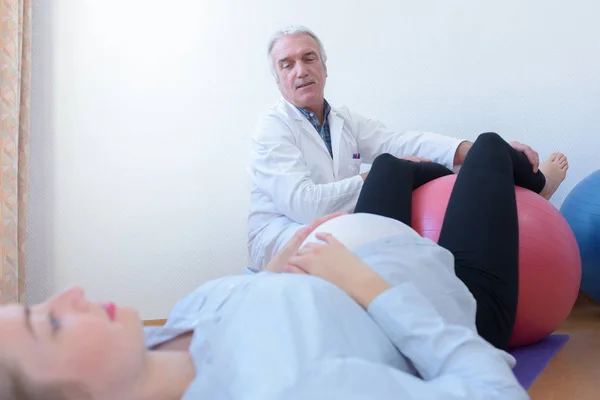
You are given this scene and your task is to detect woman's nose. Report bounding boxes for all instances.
[48,285,89,311]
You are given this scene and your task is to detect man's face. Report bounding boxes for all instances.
[270,33,327,113]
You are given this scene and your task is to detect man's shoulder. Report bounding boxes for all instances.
[261,98,355,119]
[259,98,355,118]
[253,99,359,136]
[253,98,299,138]
[327,102,362,123]
[260,97,297,118]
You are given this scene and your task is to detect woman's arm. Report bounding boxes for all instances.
[287,234,528,399]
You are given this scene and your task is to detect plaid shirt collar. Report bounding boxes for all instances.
[294,100,333,157]
[295,99,331,129]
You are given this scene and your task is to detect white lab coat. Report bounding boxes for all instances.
[247,97,465,269]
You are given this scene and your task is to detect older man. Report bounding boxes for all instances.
[247,25,542,270]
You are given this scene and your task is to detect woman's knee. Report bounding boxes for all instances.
[370,153,412,175]
[370,153,452,179]
[372,153,399,167]
[475,132,506,146]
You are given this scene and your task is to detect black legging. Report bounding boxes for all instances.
[354,132,546,350]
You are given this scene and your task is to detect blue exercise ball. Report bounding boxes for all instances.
[560,170,600,302]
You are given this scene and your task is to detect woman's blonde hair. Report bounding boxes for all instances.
[0,360,90,400]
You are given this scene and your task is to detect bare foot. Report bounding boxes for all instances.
[539,152,569,200]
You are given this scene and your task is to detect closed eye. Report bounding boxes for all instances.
[48,311,61,335]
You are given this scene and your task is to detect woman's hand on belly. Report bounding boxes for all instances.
[287,233,391,309]
[264,212,346,273]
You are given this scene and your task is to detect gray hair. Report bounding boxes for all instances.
[267,25,328,82]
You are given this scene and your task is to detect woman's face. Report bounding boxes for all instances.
[0,285,147,396]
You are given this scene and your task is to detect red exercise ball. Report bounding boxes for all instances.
[411,174,581,348]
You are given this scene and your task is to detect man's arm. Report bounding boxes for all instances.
[250,117,364,224]
[348,109,468,169]
[281,283,528,400]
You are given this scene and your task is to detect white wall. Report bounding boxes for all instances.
[28,0,600,319]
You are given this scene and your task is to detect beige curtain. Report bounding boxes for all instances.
[0,0,32,304]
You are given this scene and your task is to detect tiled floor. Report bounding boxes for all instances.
[528,294,600,399]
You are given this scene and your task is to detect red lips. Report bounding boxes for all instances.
[103,302,116,321]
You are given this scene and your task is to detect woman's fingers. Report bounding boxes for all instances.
[287,213,345,253]
[287,254,308,270]
[285,227,309,252]
[296,242,326,254]
[294,247,312,256]
[284,264,307,274]
[315,232,340,245]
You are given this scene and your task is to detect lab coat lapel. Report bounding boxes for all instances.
[299,118,332,160]
[302,116,335,169]
[329,110,344,179]
[283,98,335,167]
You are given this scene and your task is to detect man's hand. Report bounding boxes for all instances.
[264,212,346,273]
[399,156,432,163]
[286,233,391,309]
[453,141,472,166]
[509,141,540,173]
